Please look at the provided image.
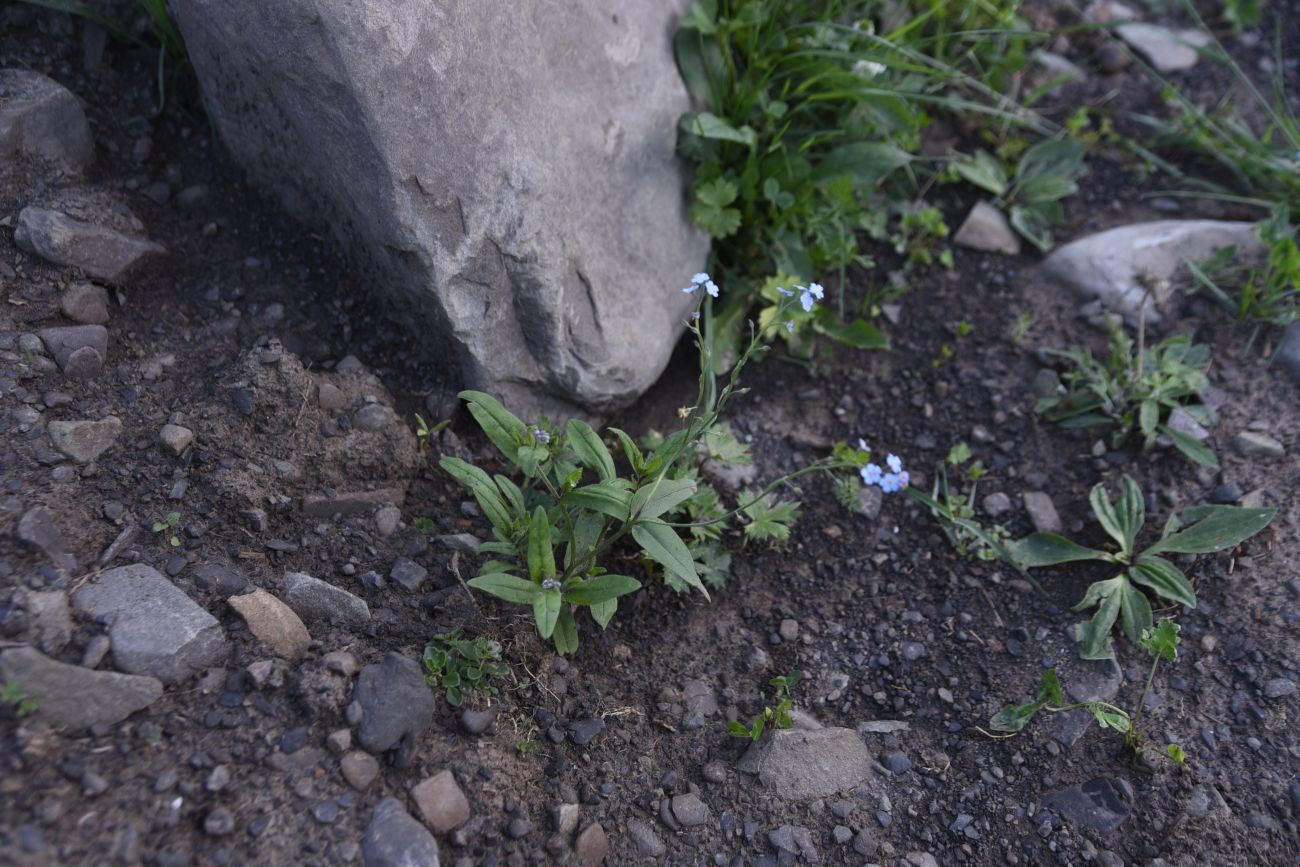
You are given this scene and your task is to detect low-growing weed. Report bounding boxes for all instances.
[1185,204,1300,336]
[915,443,1013,562]
[441,276,909,652]
[151,511,181,547]
[1,680,37,719]
[1011,475,1274,659]
[1035,319,1219,467]
[422,629,509,707]
[991,618,1187,762]
[728,670,804,742]
[414,413,451,458]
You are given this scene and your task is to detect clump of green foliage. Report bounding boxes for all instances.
[1011,475,1274,659]
[728,670,804,742]
[991,618,1187,762]
[1186,204,1300,335]
[1,680,37,719]
[951,139,1088,251]
[915,442,1012,562]
[422,629,509,708]
[440,280,864,653]
[1035,320,1219,467]
[151,511,181,547]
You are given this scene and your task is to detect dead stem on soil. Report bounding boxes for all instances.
[974,726,1019,740]
[447,552,479,613]
[979,588,1005,629]
[600,706,644,720]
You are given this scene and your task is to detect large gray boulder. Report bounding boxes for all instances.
[173,0,707,417]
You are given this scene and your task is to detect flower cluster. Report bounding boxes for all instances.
[861,452,909,494]
[683,272,719,298]
[777,282,824,313]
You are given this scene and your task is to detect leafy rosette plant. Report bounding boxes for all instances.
[1011,475,1274,659]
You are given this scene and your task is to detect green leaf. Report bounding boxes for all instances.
[567,482,632,522]
[552,606,578,655]
[1090,705,1131,733]
[467,573,540,604]
[1139,617,1181,663]
[1166,743,1187,765]
[608,427,645,475]
[563,574,641,606]
[953,150,1009,196]
[1144,505,1275,555]
[515,445,549,479]
[1009,203,1054,252]
[565,420,615,481]
[493,474,527,518]
[477,542,517,557]
[459,390,525,462]
[533,588,561,639]
[589,598,617,629]
[679,112,757,147]
[1158,424,1219,468]
[1138,400,1159,439]
[526,506,556,582]
[811,142,912,188]
[692,177,742,239]
[632,519,708,599]
[630,476,698,520]
[1036,669,1064,706]
[1011,533,1108,568]
[1131,556,1197,608]
[814,316,890,350]
[1074,576,1125,659]
[1119,577,1153,644]
[440,457,513,532]
[989,701,1042,732]
[740,489,801,545]
[1016,139,1087,189]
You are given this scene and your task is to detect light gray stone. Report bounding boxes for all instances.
[15,207,165,283]
[72,563,229,683]
[982,491,1012,518]
[1165,407,1210,441]
[37,324,108,375]
[411,770,470,834]
[0,646,162,729]
[24,591,73,653]
[954,201,1021,256]
[17,507,77,572]
[60,282,111,324]
[48,416,122,463]
[1116,23,1209,73]
[283,571,370,627]
[159,424,194,456]
[0,69,94,171]
[627,818,666,857]
[736,727,876,800]
[1232,431,1284,459]
[1043,777,1131,833]
[228,589,311,660]
[1022,491,1062,534]
[363,798,440,867]
[173,0,706,417]
[1043,220,1264,321]
[1278,322,1300,381]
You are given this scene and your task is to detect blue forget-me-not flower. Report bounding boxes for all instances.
[683,272,719,298]
[797,282,824,312]
[860,451,908,495]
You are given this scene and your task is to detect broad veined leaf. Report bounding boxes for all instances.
[814,316,890,350]
[679,112,757,147]
[1118,577,1153,644]
[630,476,697,520]
[1011,533,1108,568]
[1009,202,1054,252]
[811,142,912,188]
[533,587,561,639]
[1158,424,1219,468]
[563,574,641,606]
[567,482,633,522]
[1074,576,1124,659]
[459,390,525,462]
[467,573,540,604]
[1089,705,1131,733]
[440,457,512,531]
[989,701,1042,733]
[589,598,617,629]
[552,605,578,654]
[1036,669,1064,706]
[565,419,616,481]
[526,506,556,582]
[1145,505,1275,555]
[1130,556,1197,608]
[953,149,1009,196]
[632,519,709,599]
[1139,617,1181,662]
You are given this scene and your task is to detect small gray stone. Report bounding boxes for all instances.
[412,770,470,834]
[769,825,818,862]
[954,201,1021,256]
[374,505,401,537]
[341,751,380,791]
[159,424,194,456]
[0,69,94,170]
[669,792,709,827]
[881,750,912,774]
[25,590,73,652]
[1263,678,1296,699]
[627,819,666,857]
[459,705,499,735]
[573,822,608,865]
[982,491,1012,517]
[363,798,440,867]
[353,404,396,432]
[552,803,580,836]
[388,557,428,592]
[38,324,108,373]
[1184,784,1231,819]
[900,641,926,662]
[15,207,165,283]
[317,382,347,410]
[1232,431,1284,459]
[0,646,162,729]
[302,488,405,518]
[283,571,370,628]
[736,727,874,800]
[60,282,110,324]
[48,417,122,463]
[1165,407,1210,441]
[853,829,879,857]
[192,561,250,597]
[228,590,311,660]
[435,533,481,554]
[17,507,77,571]
[72,563,229,683]
[1043,777,1131,833]
[353,652,435,754]
[856,484,883,519]
[1116,23,1209,73]
[1022,491,1062,534]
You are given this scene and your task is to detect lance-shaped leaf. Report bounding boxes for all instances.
[563,574,641,606]
[533,587,561,639]
[459,390,525,462]
[630,476,697,520]
[1145,504,1275,555]
[566,419,616,481]
[1130,556,1196,608]
[1159,424,1219,468]
[1011,533,1108,569]
[526,506,556,582]
[608,427,645,475]
[440,457,512,531]
[566,483,632,522]
[1118,577,1153,644]
[589,598,617,629]
[552,606,578,655]
[493,474,527,518]
[467,573,540,604]
[1073,576,1125,659]
[632,519,709,599]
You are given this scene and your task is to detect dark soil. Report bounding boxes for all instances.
[2,3,1298,867]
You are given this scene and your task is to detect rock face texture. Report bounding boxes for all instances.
[173,0,707,417]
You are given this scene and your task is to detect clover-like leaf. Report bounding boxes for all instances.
[1139,618,1181,663]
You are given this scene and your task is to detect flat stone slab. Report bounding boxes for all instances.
[0,646,162,729]
[283,571,370,627]
[14,206,165,283]
[736,726,877,800]
[73,563,229,683]
[48,417,122,463]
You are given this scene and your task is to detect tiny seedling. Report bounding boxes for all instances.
[1,680,37,719]
[1035,319,1219,467]
[412,516,436,534]
[992,618,1187,762]
[414,413,451,458]
[912,443,1015,565]
[728,670,804,743]
[1011,475,1274,659]
[422,629,509,708]
[151,511,182,547]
